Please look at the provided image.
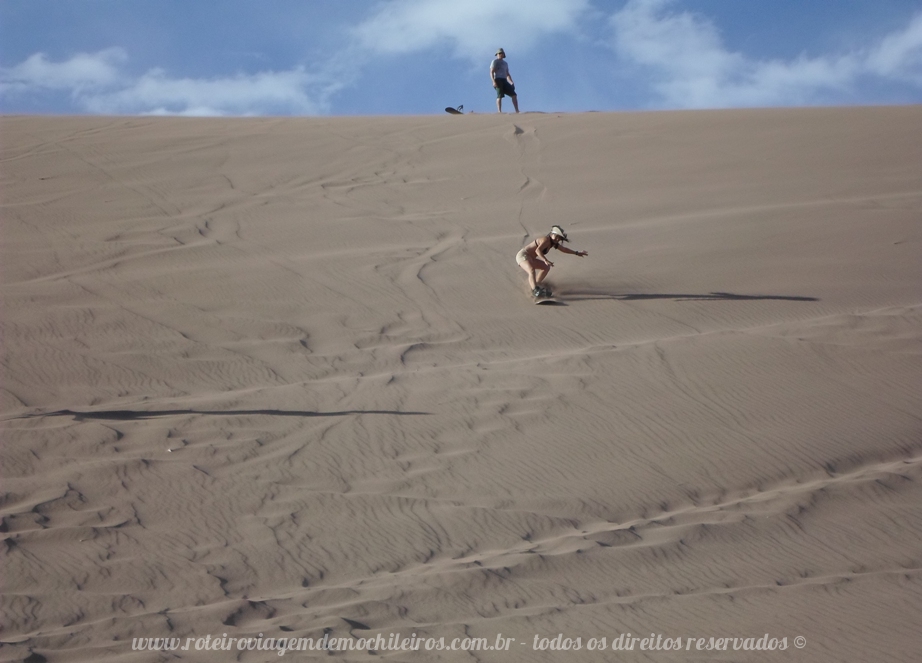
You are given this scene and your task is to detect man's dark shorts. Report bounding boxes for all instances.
[494,79,516,99]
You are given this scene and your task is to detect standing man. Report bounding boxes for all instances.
[490,48,519,113]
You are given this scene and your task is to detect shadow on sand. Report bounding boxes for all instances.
[559,290,818,303]
[18,408,430,422]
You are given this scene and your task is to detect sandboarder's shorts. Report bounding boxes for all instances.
[494,79,516,99]
[515,248,529,265]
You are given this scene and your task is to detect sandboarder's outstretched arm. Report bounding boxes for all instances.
[556,244,588,257]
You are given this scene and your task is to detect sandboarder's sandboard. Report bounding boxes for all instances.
[534,296,559,305]
[445,105,463,115]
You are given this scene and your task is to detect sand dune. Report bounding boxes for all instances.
[2,107,921,661]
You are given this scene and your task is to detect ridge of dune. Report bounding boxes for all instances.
[2,107,921,662]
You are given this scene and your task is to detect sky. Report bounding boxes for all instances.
[1,0,921,116]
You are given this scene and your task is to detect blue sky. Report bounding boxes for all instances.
[2,0,921,116]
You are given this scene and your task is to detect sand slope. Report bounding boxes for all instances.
[2,107,921,661]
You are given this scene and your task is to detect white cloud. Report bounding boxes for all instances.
[84,67,338,116]
[610,0,922,108]
[865,12,922,84]
[0,48,127,95]
[351,0,589,62]
[0,50,340,116]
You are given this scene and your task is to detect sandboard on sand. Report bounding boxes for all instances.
[445,105,463,115]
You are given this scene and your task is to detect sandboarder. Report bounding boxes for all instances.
[516,225,588,298]
[490,48,519,113]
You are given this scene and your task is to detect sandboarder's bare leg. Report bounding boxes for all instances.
[518,262,536,289]
[511,95,519,113]
[520,259,548,288]
[496,97,502,113]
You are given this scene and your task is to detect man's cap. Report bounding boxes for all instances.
[495,48,505,56]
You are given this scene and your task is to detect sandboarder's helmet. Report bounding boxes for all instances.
[550,225,569,241]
